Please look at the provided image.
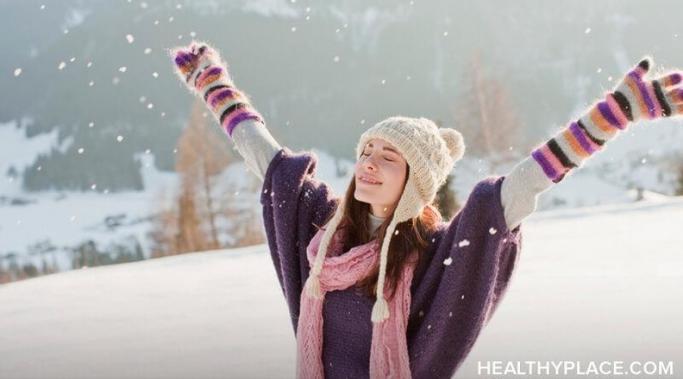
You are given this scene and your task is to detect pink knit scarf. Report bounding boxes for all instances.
[296,226,417,378]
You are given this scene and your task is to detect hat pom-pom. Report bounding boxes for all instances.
[439,128,466,162]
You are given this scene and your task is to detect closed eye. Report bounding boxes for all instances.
[361,151,394,162]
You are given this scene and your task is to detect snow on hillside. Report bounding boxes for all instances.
[1,196,682,379]
[2,116,682,277]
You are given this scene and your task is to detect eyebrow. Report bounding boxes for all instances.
[366,142,399,155]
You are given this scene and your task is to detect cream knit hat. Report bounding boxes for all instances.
[303,116,466,323]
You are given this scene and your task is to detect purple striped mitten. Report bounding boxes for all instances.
[531,57,683,183]
[170,41,265,137]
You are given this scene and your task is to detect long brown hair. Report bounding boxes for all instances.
[316,164,443,301]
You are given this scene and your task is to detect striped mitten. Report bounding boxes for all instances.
[170,41,265,137]
[531,57,683,183]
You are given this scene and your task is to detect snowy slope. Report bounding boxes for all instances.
[1,197,682,379]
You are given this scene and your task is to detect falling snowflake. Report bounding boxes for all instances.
[86,61,92,68]
[144,48,152,54]
[139,96,146,103]
[290,26,297,32]
[140,2,148,9]
[145,149,151,154]
[406,75,411,80]
[448,312,452,317]
[427,324,432,330]
[70,57,76,62]
[190,31,196,37]
[458,239,470,247]
[360,119,366,124]
[112,77,120,85]
[13,68,22,77]
[91,184,97,190]
[584,27,591,34]
[460,294,465,300]
[154,20,159,26]
[116,135,124,142]
[488,227,497,235]
[119,66,127,73]
[418,310,424,317]
[77,147,85,154]
[305,15,310,20]
[176,3,182,9]
[147,103,154,109]
[126,34,135,44]
[58,62,66,70]
[380,79,386,85]
[333,56,340,63]
[88,80,95,87]
[443,257,452,266]
[394,230,399,235]
[168,16,174,22]
[443,31,448,37]
[596,67,602,73]
[152,72,158,78]
[70,216,77,222]
[40,4,46,10]
[160,112,166,117]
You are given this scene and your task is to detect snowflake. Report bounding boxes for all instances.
[488,227,497,235]
[58,62,66,70]
[144,48,152,54]
[116,135,124,142]
[458,239,470,248]
[13,68,22,77]
[448,312,452,317]
[126,34,135,44]
[418,310,424,317]
[460,294,465,300]
[443,257,452,266]
[119,66,127,73]
[77,147,85,154]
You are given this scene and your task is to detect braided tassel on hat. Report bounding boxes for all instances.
[304,196,348,299]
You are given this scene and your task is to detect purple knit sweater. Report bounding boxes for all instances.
[260,146,523,378]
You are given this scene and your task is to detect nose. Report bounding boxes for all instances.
[361,154,378,171]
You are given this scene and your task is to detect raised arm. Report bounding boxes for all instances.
[501,57,683,230]
[170,41,282,182]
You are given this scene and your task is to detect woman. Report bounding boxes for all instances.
[171,42,683,378]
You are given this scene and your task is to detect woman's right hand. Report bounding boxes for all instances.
[170,41,235,97]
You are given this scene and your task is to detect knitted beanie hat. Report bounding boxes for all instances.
[303,115,466,323]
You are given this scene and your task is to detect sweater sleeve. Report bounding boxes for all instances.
[407,176,523,378]
[260,147,340,333]
[231,120,283,182]
[500,156,553,230]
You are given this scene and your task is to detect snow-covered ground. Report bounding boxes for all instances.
[1,196,682,379]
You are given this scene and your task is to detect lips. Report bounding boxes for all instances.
[358,175,382,185]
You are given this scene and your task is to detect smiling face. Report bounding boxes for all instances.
[354,138,409,218]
